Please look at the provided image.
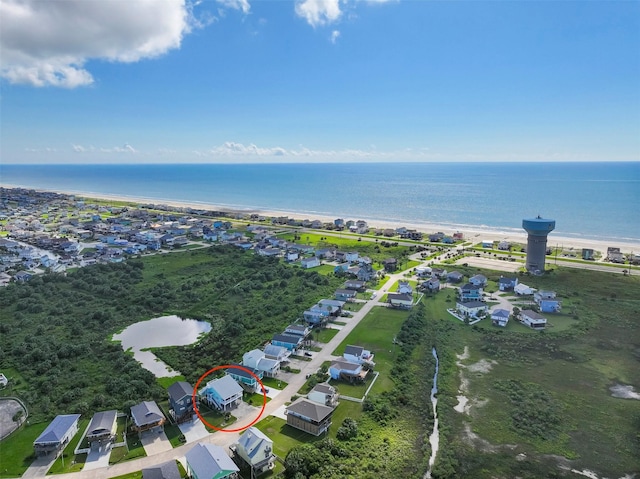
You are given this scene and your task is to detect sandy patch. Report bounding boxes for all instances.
[467,359,497,374]
[609,384,640,400]
[456,346,470,362]
[462,423,517,453]
[453,395,469,413]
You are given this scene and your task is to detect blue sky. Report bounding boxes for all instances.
[1,0,639,163]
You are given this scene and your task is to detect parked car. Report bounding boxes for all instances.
[304,352,313,357]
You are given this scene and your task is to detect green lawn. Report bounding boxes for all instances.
[315,328,339,343]
[261,377,288,389]
[109,434,146,465]
[163,423,186,448]
[313,264,338,276]
[196,403,237,432]
[342,302,364,312]
[156,375,186,389]
[0,422,47,478]
[332,306,409,394]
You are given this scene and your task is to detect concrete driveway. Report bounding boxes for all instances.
[140,429,173,456]
[21,455,56,478]
[179,418,210,443]
[83,445,112,471]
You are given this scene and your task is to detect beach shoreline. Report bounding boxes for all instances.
[7,185,637,255]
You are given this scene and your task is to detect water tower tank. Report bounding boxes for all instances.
[522,216,556,274]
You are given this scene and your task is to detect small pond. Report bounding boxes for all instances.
[112,315,211,377]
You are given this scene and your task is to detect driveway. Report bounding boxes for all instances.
[83,445,112,471]
[178,418,210,443]
[140,429,173,456]
[21,455,56,478]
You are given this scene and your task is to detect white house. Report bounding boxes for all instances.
[388,293,413,309]
[520,309,547,329]
[397,281,413,294]
[242,349,280,378]
[308,383,339,408]
[231,427,275,475]
[301,257,320,269]
[491,309,510,327]
[343,345,374,365]
[514,283,535,295]
[200,376,243,411]
[456,300,488,318]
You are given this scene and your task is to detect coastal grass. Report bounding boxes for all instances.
[439,267,640,477]
[156,375,186,389]
[315,327,339,343]
[260,377,288,389]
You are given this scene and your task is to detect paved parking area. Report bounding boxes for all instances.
[270,405,287,420]
[22,455,56,478]
[140,429,173,456]
[179,418,210,443]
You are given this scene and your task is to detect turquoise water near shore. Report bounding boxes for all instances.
[1,162,638,242]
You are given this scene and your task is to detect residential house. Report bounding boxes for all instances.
[86,410,117,449]
[308,384,339,407]
[514,283,535,295]
[582,248,595,260]
[231,427,275,475]
[534,290,556,301]
[334,262,350,273]
[344,280,366,291]
[538,298,562,313]
[318,299,345,314]
[481,240,494,248]
[520,310,547,329]
[334,218,345,229]
[33,414,81,457]
[329,359,368,382]
[14,271,33,282]
[286,398,334,436]
[200,375,243,411]
[271,334,302,351]
[186,443,239,479]
[315,248,335,260]
[431,268,448,279]
[142,460,181,479]
[335,288,357,301]
[303,309,327,325]
[453,232,464,240]
[415,266,432,277]
[421,278,440,292]
[456,300,488,318]
[343,345,374,365]
[397,281,413,294]
[491,309,510,327]
[242,350,280,378]
[130,401,166,435]
[383,258,397,272]
[0,373,7,387]
[459,283,483,302]
[285,251,299,262]
[168,381,194,423]
[468,274,487,287]
[227,365,264,393]
[429,232,445,242]
[447,271,464,283]
[284,324,311,337]
[349,264,377,281]
[498,276,518,291]
[442,236,455,244]
[388,293,413,309]
[263,345,290,363]
[301,257,320,269]
[257,247,280,257]
[607,247,624,263]
[497,240,511,251]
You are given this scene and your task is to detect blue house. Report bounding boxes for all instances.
[334,263,349,273]
[168,381,194,423]
[498,276,518,291]
[459,283,483,301]
[200,376,243,411]
[539,299,562,313]
[271,334,302,351]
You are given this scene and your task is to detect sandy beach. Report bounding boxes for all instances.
[46,188,640,256]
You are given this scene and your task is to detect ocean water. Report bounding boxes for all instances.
[1,162,638,242]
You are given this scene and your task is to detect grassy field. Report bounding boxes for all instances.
[315,327,339,343]
[0,422,47,478]
[109,434,146,465]
[156,375,186,389]
[332,306,410,394]
[426,266,640,477]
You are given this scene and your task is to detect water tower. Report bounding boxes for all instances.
[522,216,555,274]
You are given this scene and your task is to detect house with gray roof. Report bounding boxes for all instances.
[186,443,239,479]
[343,345,374,365]
[491,309,511,327]
[388,293,413,309]
[307,383,339,408]
[231,427,275,475]
[520,310,547,330]
[200,375,243,411]
[34,414,81,457]
[242,350,280,378]
[86,410,117,448]
[130,401,166,435]
[329,359,368,382]
[142,460,181,479]
[286,398,335,436]
[168,381,194,423]
[263,344,289,363]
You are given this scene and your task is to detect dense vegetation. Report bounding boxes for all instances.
[0,246,341,422]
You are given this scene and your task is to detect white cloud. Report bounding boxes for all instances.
[71,144,86,153]
[0,0,194,88]
[330,30,341,43]
[216,0,251,14]
[295,0,342,27]
[71,143,136,153]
